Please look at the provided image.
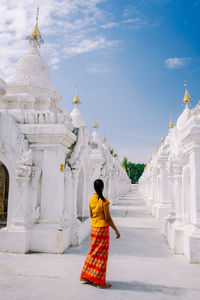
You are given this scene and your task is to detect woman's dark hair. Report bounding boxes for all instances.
[94,179,105,202]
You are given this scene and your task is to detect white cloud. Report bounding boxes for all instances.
[122,18,149,29]
[100,22,118,29]
[63,37,119,57]
[0,0,119,81]
[164,57,191,69]
[122,4,158,30]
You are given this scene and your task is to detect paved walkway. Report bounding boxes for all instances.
[1,185,200,300]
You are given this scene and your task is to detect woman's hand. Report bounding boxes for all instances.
[115,230,120,239]
[103,203,120,239]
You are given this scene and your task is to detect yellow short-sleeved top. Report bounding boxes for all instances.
[89,193,110,227]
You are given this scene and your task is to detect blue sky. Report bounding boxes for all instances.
[0,0,200,162]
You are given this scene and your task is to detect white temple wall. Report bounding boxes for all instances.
[64,167,72,217]
[77,166,85,219]
[81,155,90,219]
[40,147,65,221]
[182,164,191,225]
[189,149,200,226]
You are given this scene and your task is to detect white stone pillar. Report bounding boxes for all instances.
[189,149,200,227]
[157,161,170,218]
[184,148,200,262]
[182,164,191,224]
[168,170,176,218]
[71,169,79,218]
[14,177,30,226]
[163,161,176,246]
[171,163,185,254]
[174,164,183,221]
[152,169,158,207]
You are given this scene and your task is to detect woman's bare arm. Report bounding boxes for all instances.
[103,204,120,239]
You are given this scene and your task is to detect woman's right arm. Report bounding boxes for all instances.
[103,204,120,239]
[90,206,93,219]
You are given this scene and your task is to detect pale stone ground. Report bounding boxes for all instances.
[1,185,200,300]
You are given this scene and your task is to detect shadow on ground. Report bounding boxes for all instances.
[109,281,199,296]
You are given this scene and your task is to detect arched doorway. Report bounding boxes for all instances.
[0,162,9,229]
[77,167,85,221]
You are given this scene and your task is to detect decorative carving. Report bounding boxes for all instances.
[66,127,86,170]
[30,166,41,222]
[14,177,30,223]
[15,149,33,178]
[0,110,27,161]
[88,141,98,149]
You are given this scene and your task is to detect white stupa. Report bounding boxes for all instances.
[5,7,61,103]
[70,87,86,128]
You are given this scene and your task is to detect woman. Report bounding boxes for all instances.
[80,179,120,289]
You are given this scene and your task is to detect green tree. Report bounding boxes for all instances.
[122,157,146,184]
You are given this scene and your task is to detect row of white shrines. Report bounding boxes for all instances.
[139,87,200,263]
[0,21,131,254]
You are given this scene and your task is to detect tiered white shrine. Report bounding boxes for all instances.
[0,12,130,254]
[139,83,200,263]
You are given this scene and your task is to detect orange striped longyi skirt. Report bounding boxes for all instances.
[81,226,109,286]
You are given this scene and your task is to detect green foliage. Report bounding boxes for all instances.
[123,157,146,184]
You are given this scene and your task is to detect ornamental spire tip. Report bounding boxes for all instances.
[26,6,44,47]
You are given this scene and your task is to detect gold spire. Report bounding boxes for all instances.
[155,146,159,152]
[168,120,174,129]
[168,114,174,129]
[103,136,107,142]
[93,117,98,129]
[73,85,80,105]
[26,6,44,47]
[108,145,111,151]
[183,80,191,104]
[161,135,165,143]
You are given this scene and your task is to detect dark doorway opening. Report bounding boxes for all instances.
[0,162,9,229]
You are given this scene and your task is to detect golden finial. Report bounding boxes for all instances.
[93,115,98,129]
[73,85,80,105]
[161,135,165,143]
[26,6,44,47]
[183,80,191,104]
[108,145,111,151]
[168,114,174,129]
[102,130,107,142]
[155,146,159,152]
